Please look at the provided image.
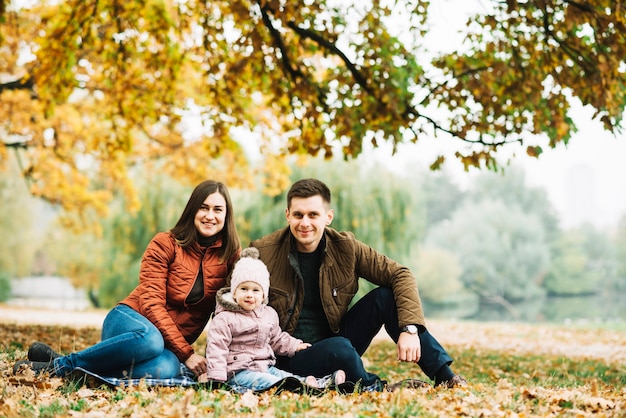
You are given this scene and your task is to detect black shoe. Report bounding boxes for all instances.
[446,374,468,388]
[387,378,431,392]
[436,374,468,389]
[13,359,57,376]
[28,342,61,362]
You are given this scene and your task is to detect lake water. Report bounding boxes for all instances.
[8,277,626,327]
[425,291,626,326]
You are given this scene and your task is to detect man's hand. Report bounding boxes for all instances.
[185,353,208,376]
[397,332,421,363]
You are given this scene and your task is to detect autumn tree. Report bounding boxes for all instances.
[238,156,426,258]
[418,170,466,228]
[1,1,624,229]
[466,165,560,243]
[44,171,190,305]
[0,157,40,278]
[543,225,612,296]
[612,214,626,290]
[426,198,550,303]
[409,245,475,307]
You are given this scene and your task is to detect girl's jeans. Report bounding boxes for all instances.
[53,304,180,378]
[228,366,300,392]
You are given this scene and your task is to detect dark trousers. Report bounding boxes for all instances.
[277,287,453,386]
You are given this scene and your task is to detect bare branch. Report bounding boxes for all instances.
[0,77,34,93]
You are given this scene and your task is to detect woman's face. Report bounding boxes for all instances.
[194,192,227,238]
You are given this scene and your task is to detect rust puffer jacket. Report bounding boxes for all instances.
[120,232,237,362]
[250,227,426,335]
[205,288,303,382]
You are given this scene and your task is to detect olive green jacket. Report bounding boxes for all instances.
[250,227,425,335]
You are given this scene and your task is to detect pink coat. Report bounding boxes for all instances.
[205,287,303,382]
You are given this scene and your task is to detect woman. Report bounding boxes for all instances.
[14,180,241,379]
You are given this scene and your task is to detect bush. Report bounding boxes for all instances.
[0,272,11,302]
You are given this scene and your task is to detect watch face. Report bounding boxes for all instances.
[404,325,418,334]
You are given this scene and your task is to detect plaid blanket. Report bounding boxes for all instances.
[68,367,207,389]
[67,367,359,395]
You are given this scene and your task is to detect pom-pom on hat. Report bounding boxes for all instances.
[230,247,270,298]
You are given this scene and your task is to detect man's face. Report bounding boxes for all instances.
[286,195,334,253]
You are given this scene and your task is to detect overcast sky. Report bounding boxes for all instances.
[370,0,626,230]
[368,105,626,230]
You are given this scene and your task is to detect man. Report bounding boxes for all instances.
[250,178,466,391]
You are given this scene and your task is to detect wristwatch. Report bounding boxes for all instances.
[400,324,418,335]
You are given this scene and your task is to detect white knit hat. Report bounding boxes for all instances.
[230,247,270,298]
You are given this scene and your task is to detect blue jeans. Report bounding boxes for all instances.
[277,287,453,387]
[53,304,181,378]
[228,366,300,392]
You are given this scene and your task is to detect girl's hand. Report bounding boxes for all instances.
[296,342,312,351]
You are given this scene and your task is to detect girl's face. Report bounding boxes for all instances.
[233,281,264,311]
[194,192,226,238]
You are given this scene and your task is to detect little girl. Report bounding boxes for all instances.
[199,247,345,392]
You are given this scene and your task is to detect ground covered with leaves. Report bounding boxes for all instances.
[1,318,624,417]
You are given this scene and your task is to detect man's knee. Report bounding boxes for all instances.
[325,336,359,361]
[371,286,394,302]
[365,287,396,315]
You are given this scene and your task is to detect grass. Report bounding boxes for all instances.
[1,322,624,417]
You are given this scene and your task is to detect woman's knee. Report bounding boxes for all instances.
[154,352,180,378]
[130,350,180,379]
[140,329,165,358]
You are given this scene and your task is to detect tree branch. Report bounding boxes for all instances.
[0,77,34,93]
[255,3,519,149]
[281,20,509,146]
[257,4,305,83]
[257,2,331,136]
[285,20,377,97]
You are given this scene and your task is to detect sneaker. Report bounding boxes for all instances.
[304,375,318,387]
[387,378,430,392]
[332,370,346,386]
[28,342,61,362]
[438,374,468,389]
[312,369,346,389]
[13,360,57,376]
[362,379,387,392]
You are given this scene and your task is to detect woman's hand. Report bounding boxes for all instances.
[185,353,208,376]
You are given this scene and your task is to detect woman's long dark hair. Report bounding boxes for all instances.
[170,180,240,262]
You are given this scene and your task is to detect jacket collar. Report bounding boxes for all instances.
[287,229,328,255]
[215,286,268,314]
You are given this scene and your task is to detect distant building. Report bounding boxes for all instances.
[564,163,596,228]
[8,276,90,310]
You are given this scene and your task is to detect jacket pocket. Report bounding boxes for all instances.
[331,278,359,303]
